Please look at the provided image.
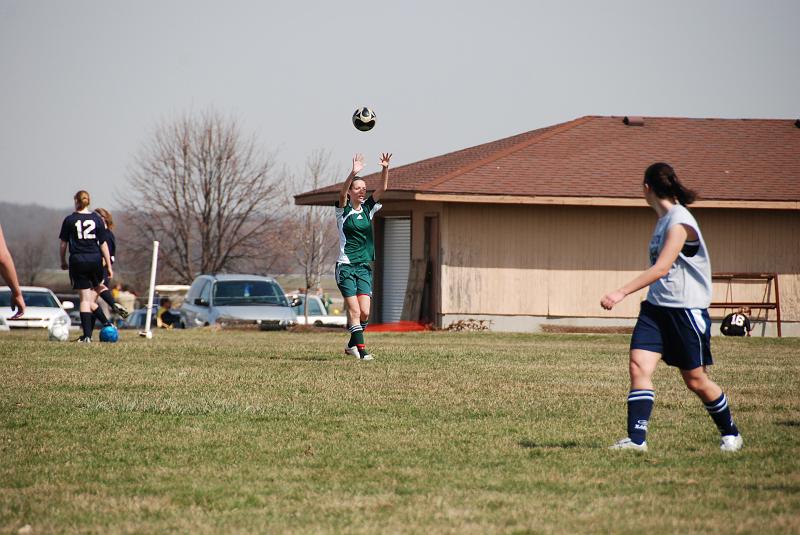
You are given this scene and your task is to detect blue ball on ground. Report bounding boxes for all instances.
[99,325,119,343]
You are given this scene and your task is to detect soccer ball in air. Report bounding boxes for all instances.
[48,321,70,342]
[352,107,376,131]
[99,325,119,343]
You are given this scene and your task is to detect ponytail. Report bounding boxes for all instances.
[74,190,91,210]
[644,163,696,205]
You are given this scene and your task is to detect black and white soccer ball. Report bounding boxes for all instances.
[352,107,376,132]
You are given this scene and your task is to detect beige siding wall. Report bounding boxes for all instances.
[439,204,800,321]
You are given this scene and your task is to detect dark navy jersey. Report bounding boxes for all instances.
[105,230,116,264]
[720,312,751,336]
[59,212,108,262]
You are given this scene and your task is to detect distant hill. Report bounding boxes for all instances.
[0,202,71,286]
[0,201,70,243]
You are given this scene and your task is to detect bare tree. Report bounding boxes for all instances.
[293,149,339,323]
[12,233,51,286]
[124,111,282,283]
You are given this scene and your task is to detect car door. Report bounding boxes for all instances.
[195,280,212,325]
[182,278,208,328]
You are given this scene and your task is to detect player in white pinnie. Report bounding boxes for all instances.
[601,163,743,453]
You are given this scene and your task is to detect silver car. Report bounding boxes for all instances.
[180,274,296,330]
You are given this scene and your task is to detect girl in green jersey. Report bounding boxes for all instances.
[335,153,392,360]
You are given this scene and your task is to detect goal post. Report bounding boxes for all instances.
[138,240,159,339]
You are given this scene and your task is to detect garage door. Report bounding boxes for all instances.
[382,217,411,323]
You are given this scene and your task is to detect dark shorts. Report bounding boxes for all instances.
[69,260,104,290]
[335,263,372,298]
[630,300,713,370]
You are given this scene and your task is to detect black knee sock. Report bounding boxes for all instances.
[348,325,364,348]
[90,315,97,332]
[93,307,110,327]
[99,290,116,307]
[80,312,93,339]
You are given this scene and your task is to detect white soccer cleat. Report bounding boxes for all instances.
[609,437,648,452]
[359,353,374,361]
[344,345,360,358]
[720,434,743,452]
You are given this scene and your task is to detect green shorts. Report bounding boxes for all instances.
[335,263,373,298]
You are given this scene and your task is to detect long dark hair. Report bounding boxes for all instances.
[644,163,697,206]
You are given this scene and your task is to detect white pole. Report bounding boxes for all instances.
[139,240,159,339]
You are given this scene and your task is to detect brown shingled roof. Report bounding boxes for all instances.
[295,116,800,207]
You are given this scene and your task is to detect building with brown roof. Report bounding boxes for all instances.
[296,116,800,336]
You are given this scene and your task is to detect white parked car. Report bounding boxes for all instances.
[0,286,74,330]
[287,294,347,328]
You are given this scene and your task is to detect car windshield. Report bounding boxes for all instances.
[213,281,288,307]
[293,296,323,316]
[0,290,59,308]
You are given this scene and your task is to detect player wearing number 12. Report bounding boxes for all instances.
[59,190,128,343]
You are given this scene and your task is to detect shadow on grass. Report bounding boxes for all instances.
[518,439,579,450]
[775,420,800,427]
[743,484,800,493]
[266,355,333,362]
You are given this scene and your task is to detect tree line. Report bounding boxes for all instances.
[1,111,340,296]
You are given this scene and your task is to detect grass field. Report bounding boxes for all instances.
[1,329,799,534]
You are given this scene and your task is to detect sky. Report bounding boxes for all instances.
[1,0,798,210]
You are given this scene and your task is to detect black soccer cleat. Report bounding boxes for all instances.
[112,303,130,319]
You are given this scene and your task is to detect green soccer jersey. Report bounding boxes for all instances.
[336,194,382,264]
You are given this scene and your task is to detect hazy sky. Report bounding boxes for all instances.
[1,0,798,209]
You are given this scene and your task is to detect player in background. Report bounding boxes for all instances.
[0,223,26,319]
[94,208,116,287]
[720,307,752,337]
[59,191,128,342]
[94,208,117,327]
[601,163,743,452]
[335,153,391,360]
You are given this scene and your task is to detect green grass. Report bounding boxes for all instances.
[1,329,799,534]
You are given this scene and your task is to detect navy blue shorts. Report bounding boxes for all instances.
[69,259,104,290]
[630,301,713,370]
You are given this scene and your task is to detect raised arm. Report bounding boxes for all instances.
[372,153,392,202]
[600,224,688,310]
[338,153,364,208]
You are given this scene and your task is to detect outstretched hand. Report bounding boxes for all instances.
[379,152,392,168]
[352,153,365,176]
